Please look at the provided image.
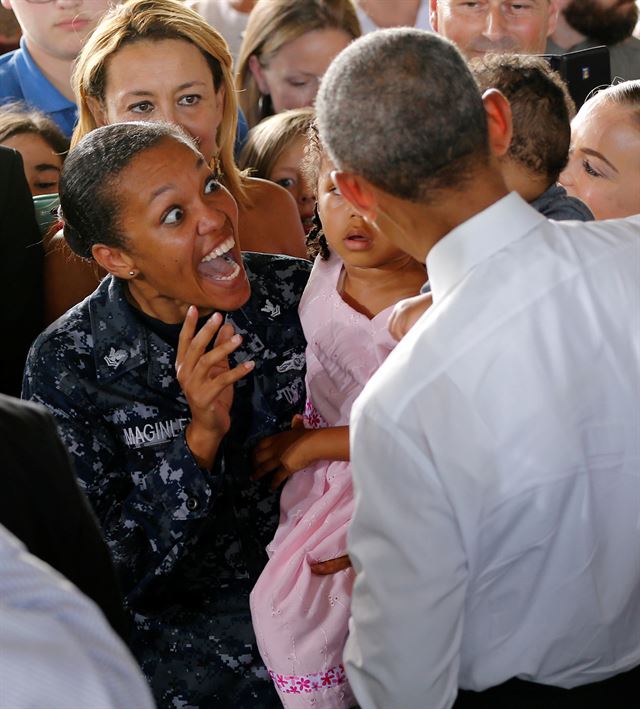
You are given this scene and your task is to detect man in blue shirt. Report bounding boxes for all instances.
[0,1,114,137]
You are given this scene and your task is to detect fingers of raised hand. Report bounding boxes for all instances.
[176,309,222,376]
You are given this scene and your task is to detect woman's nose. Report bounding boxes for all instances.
[197,204,227,234]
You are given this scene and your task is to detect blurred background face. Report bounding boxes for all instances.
[430,0,559,58]
[96,38,225,163]
[2,0,113,61]
[559,98,640,219]
[249,28,352,113]
[1,132,62,194]
[561,0,638,45]
[268,135,314,233]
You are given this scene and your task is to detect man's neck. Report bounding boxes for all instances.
[550,14,586,50]
[358,0,421,28]
[24,39,75,102]
[380,165,510,264]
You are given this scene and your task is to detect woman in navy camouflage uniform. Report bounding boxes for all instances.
[23,122,310,708]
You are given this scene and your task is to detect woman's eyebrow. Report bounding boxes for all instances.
[35,163,61,173]
[581,147,619,173]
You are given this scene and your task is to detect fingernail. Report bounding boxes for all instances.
[244,360,255,370]
[231,334,242,344]
[209,312,221,324]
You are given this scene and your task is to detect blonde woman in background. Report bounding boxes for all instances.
[44,0,306,323]
[236,0,360,129]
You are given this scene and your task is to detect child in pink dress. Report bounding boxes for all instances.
[250,130,426,708]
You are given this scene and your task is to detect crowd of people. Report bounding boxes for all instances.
[0,1,639,709]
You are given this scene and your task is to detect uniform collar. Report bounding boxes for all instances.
[88,276,180,394]
[426,192,545,305]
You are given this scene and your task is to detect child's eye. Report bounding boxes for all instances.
[178,94,201,106]
[582,159,602,178]
[162,206,184,224]
[204,175,220,194]
[276,178,295,189]
[330,184,342,196]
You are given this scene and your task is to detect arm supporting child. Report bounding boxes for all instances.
[252,415,349,490]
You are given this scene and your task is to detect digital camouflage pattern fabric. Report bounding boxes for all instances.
[23,252,311,708]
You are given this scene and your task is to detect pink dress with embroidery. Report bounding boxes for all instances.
[250,255,397,708]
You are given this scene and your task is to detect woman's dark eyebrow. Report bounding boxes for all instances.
[35,163,61,173]
[581,147,618,173]
[123,81,208,99]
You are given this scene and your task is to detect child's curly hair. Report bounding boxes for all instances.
[301,120,331,260]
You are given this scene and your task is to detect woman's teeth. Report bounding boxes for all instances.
[201,236,235,262]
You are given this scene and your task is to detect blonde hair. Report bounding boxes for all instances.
[238,107,315,179]
[236,0,360,129]
[71,0,248,205]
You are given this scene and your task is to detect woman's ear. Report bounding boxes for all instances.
[86,96,108,127]
[248,55,270,95]
[482,88,513,159]
[92,243,136,279]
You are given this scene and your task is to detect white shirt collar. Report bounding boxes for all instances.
[426,192,545,304]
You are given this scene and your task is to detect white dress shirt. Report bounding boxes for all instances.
[0,524,155,709]
[345,193,640,709]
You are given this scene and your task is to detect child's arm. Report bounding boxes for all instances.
[388,292,433,341]
[252,416,349,490]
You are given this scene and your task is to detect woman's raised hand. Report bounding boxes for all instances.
[176,306,254,469]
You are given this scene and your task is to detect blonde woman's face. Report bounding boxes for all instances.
[559,98,640,219]
[250,28,352,114]
[95,38,225,162]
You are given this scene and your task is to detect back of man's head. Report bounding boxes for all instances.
[316,28,489,204]
[471,54,575,184]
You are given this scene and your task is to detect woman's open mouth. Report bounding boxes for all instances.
[197,236,241,281]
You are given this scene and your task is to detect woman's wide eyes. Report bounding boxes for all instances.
[204,176,220,194]
[163,207,184,225]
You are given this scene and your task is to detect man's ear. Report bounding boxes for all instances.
[429,0,439,33]
[546,0,561,37]
[86,96,108,127]
[248,55,270,95]
[92,243,136,279]
[333,171,378,223]
[482,88,513,159]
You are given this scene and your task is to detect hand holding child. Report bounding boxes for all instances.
[388,292,433,341]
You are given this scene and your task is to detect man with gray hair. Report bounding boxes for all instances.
[315,28,640,709]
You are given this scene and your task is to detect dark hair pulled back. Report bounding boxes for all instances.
[59,122,196,260]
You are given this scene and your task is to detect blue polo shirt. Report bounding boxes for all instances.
[0,38,77,138]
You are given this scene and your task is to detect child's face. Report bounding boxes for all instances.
[559,98,640,220]
[268,135,314,233]
[1,132,62,195]
[317,155,410,268]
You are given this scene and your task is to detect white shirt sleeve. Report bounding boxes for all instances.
[344,402,468,709]
[0,525,155,709]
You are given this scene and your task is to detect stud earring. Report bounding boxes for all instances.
[129,270,136,277]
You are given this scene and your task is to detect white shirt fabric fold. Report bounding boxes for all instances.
[0,523,155,709]
[345,193,640,709]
